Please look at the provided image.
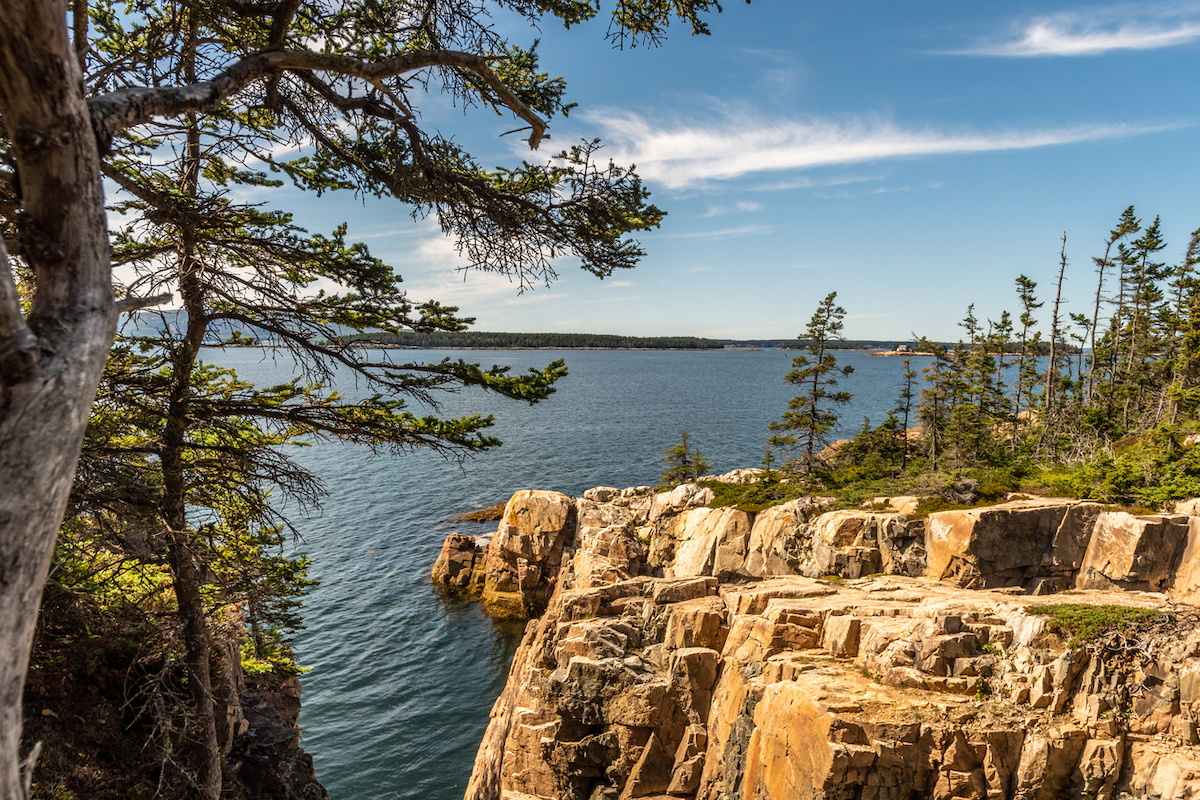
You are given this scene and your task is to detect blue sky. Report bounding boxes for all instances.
[271,1,1200,341]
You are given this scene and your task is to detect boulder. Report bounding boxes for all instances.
[742,497,822,578]
[699,468,764,485]
[925,499,1101,591]
[571,525,645,589]
[481,490,575,617]
[1076,511,1190,592]
[648,483,715,522]
[430,532,481,590]
[665,507,752,579]
[1171,517,1200,604]
[801,510,921,579]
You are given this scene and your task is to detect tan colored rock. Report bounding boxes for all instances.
[804,510,886,578]
[1172,517,1200,604]
[482,490,575,617]
[741,681,834,800]
[699,468,764,484]
[648,483,714,521]
[867,494,921,515]
[585,486,621,502]
[666,507,752,579]
[571,524,644,589]
[1176,497,1200,516]
[464,487,1200,800]
[926,499,1101,591]
[742,497,825,578]
[430,533,480,590]
[1076,510,1190,592]
[662,596,727,652]
[821,615,861,658]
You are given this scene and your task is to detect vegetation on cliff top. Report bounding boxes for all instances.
[742,207,1200,512]
[1025,603,1166,648]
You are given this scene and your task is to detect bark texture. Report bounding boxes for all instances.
[0,2,115,798]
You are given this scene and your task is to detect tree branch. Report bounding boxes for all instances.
[88,48,547,152]
[115,293,173,313]
[0,234,39,386]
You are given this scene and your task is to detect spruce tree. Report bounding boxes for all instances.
[769,292,854,473]
[1012,275,1043,449]
[895,357,918,469]
[660,431,712,487]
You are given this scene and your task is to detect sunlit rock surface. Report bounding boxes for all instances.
[440,485,1200,799]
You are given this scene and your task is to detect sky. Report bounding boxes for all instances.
[255,1,1200,341]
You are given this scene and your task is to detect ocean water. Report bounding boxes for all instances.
[211,347,916,800]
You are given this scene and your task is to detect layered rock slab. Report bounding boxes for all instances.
[446,484,1200,799]
[466,572,1200,800]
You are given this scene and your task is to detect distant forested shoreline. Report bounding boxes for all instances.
[340,331,727,349]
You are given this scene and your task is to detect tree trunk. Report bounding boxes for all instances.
[155,84,223,797]
[0,3,115,797]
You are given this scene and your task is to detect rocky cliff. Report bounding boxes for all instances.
[437,481,1200,800]
[23,598,326,800]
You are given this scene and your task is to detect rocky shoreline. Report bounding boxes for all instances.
[433,474,1200,800]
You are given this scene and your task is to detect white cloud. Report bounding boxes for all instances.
[588,109,1180,190]
[702,200,763,217]
[659,224,775,240]
[754,174,888,192]
[381,227,566,310]
[956,5,1200,57]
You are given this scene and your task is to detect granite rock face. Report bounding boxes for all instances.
[443,485,1200,799]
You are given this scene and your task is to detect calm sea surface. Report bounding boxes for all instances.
[208,347,916,800]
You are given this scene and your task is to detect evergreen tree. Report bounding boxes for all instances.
[1087,206,1139,401]
[917,341,951,470]
[660,430,712,486]
[768,292,854,472]
[895,357,918,469]
[1012,275,1043,448]
[0,0,726,794]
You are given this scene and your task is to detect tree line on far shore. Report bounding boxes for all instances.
[342,331,726,349]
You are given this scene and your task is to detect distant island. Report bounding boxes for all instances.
[338,332,951,351]
[340,331,727,349]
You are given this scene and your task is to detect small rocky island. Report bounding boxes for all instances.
[433,472,1200,800]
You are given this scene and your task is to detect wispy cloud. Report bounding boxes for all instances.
[659,224,775,240]
[702,200,763,217]
[589,109,1180,189]
[380,227,566,309]
[754,174,887,192]
[955,4,1200,57]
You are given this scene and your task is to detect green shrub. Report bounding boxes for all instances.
[1025,603,1163,647]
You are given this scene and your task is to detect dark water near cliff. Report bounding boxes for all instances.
[211,347,914,800]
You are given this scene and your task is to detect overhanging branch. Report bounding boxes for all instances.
[88,48,547,151]
[116,293,173,313]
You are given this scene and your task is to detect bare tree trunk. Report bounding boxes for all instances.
[1040,233,1068,456]
[0,3,115,797]
[1087,242,1114,402]
[155,115,223,797]
[1044,233,1067,417]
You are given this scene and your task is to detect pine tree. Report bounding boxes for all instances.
[918,341,951,471]
[0,0,722,793]
[1087,206,1140,401]
[660,431,712,486]
[895,357,918,469]
[1012,275,1043,449]
[768,292,854,473]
